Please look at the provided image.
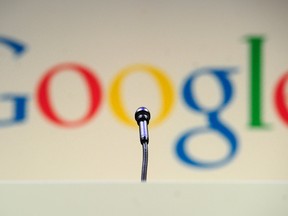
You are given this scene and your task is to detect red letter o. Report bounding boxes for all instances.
[37,63,102,127]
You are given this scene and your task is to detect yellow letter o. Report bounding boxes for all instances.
[109,64,175,127]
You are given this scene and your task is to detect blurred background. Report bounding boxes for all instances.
[0,0,287,181]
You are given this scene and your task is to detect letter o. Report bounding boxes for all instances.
[109,64,174,126]
[37,63,102,127]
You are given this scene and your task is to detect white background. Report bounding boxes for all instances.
[0,0,287,180]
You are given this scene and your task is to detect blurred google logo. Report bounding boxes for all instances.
[0,35,287,169]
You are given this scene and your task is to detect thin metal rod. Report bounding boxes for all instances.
[141,142,148,182]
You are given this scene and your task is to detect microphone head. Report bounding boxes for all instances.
[135,107,151,125]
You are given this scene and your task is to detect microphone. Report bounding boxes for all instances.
[135,107,151,145]
[135,107,151,182]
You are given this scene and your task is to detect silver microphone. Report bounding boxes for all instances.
[134,107,151,145]
[135,107,151,182]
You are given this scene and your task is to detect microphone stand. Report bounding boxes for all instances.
[141,142,148,182]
